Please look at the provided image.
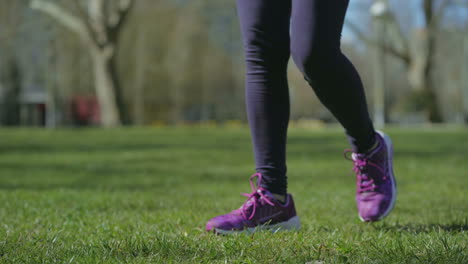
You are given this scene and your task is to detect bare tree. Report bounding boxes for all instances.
[348,0,452,122]
[30,0,134,127]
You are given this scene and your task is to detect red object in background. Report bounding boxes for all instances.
[71,96,100,126]
[38,103,46,125]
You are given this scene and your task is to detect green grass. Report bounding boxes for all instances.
[0,127,466,263]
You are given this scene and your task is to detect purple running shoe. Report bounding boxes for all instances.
[345,130,397,222]
[206,173,300,234]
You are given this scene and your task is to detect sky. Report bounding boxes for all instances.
[344,0,468,43]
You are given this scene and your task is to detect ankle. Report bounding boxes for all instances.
[366,139,379,153]
[272,193,286,203]
[356,136,379,154]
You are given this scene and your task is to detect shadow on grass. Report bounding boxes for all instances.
[376,222,467,234]
[0,183,164,191]
[288,136,467,159]
[0,143,171,154]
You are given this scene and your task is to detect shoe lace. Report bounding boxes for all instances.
[240,173,275,220]
[344,150,386,193]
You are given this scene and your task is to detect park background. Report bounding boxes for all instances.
[1,0,468,127]
[0,0,467,263]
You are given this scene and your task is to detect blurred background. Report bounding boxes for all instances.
[0,0,467,128]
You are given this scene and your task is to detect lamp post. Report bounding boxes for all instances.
[461,33,468,124]
[370,0,389,128]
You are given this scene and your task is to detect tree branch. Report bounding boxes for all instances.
[108,0,135,39]
[87,0,109,46]
[385,11,410,59]
[30,0,91,43]
[346,21,411,65]
[434,0,451,25]
[71,0,101,47]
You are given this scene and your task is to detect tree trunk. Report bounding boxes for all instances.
[132,32,146,125]
[407,54,442,123]
[462,33,468,124]
[1,59,21,125]
[422,0,442,122]
[110,54,129,125]
[405,0,442,123]
[92,47,121,127]
[372,16,386,128]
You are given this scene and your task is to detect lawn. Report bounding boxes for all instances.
[0,127,466,263]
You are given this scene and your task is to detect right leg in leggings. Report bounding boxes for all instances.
[236,0,292,196]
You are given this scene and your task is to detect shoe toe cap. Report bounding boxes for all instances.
[206,214,246,232]
[358,195,391,222]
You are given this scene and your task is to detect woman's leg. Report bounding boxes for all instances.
[290,0,397,222]
[237,0,292,196]
[290,0,376,153]
[206,1,300,233]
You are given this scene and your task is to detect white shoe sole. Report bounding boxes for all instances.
[359,130,397,222]
[214,216,301,235]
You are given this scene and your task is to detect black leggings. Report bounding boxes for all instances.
[237,0,376,195]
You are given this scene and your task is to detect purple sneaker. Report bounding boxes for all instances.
[346,130,397,222]
[206,173,300,234]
